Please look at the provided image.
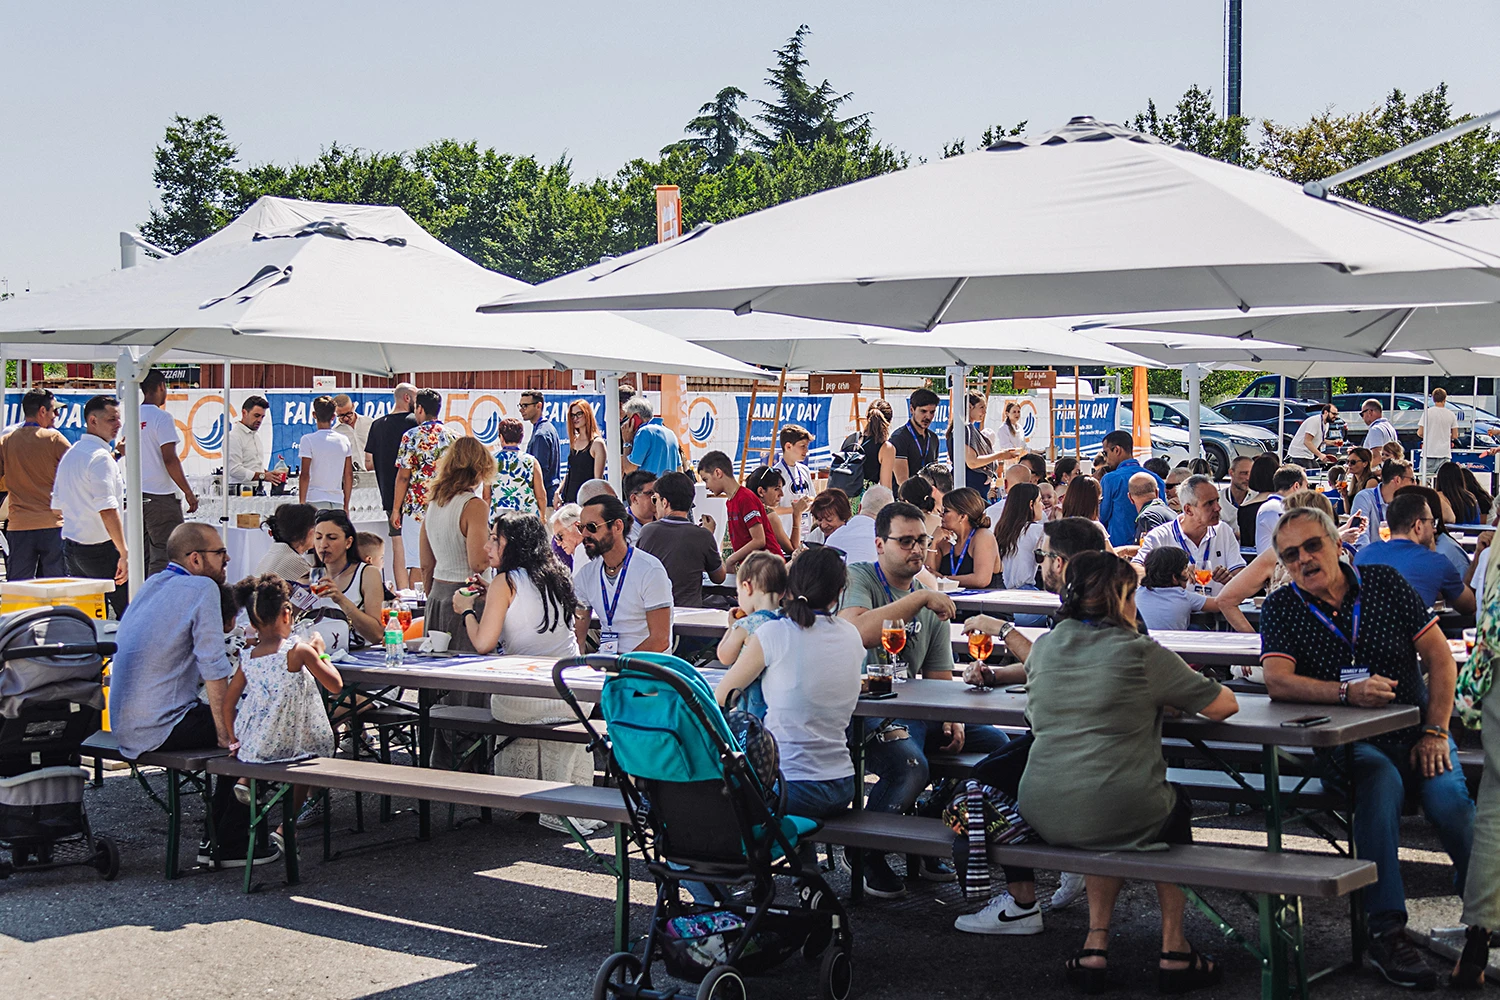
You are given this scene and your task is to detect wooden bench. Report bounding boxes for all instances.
[81,730,228,879]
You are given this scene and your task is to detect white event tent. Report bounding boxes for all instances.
[481,117,1500,332]
[0,197,770,593]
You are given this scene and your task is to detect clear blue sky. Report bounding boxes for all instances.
[2,1,1497,294]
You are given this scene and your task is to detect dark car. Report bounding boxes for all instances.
[1213,397,1327,456]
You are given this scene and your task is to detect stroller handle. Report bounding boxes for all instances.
[1,641,117,662]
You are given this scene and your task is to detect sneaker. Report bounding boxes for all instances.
[861,854,908,899]
[538,814,608,835]
[196,840,212,865]
[1367,929,1437,990]
[211,842,283,869]
[1047,871,1087,910]
[919,856,957,883]
[233,782,253,807]
[954,892,1044,936]
[295,797,325,829]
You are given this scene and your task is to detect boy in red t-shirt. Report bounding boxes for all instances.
[698,451,784,570]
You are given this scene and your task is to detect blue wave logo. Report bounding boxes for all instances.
[689,399,716,444]
[1022,412,1036,436]
[196,415,225,452]
[474,410,501,445]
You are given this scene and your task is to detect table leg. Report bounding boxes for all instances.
[614,823,629,953]
[417,689,433,841]
[848,723,869,905]
[283,789,300,886]
[165,769,180,880]
[1261,744,1283,852]
[1345,742,1365,966]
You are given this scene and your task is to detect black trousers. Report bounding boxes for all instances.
[5,526,65,580]
[63,539,128,618]
[155,703,264,856]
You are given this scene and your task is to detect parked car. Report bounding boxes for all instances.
[1331,393,1500,453]
[1119,397,1277,479]
[1212,397,1329,456]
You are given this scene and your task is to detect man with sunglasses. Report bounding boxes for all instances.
[623,470,658,545]
[1260,506,1473,989]
[839,501,1011,898]
[332,394,372,471]
[1353,493,1475,613]
[571,495,673,656]
[110,523,278,868]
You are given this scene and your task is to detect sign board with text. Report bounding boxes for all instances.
[807,374,861,395]
[1012,369,1057,391]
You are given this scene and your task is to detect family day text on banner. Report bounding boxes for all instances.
[5,388,1111,477]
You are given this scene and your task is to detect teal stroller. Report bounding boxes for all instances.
[553,652,853,1000]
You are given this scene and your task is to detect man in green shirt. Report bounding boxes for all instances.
[839,500,1012,898]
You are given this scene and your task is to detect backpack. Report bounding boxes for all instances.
[827,435,867,496]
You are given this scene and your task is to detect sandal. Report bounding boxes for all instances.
[1065,949,1110,994]
[1158,948,1222,995]
[1450,925,1489,990]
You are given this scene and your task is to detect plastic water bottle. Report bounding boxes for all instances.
[384,612,405,667]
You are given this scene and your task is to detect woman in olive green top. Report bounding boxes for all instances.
[1019,552,1239,994]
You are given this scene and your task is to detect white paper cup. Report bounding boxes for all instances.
[424,630,452,653]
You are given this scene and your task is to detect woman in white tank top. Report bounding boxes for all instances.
[419,437,492,653]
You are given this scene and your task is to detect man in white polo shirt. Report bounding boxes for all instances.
[52,394,129,617]
[571,494,674,655]
[1417,388,1460,479]
[1133,474,1245,596]
[138,368,199,576]
[1287,402,1339,469]
[298,395,353,510]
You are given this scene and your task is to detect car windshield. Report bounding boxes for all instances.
[1195,405,1230,425]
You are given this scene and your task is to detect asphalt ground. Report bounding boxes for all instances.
[0,761,1477,1000]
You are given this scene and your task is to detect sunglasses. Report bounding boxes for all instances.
[1277,535,1327,564]
[579,519,619,534]
[881,534,931,551]
[1034,547,1057,564]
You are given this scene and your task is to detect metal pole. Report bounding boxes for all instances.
[1074,365,1082,459]
[602,372,623,495]
[1277,375,1287,460]
[1186,362,1202,461]
[1305,107,1500,199]
[1423,374,1431,481]
[1224,0,1242,119]
[946,365,967,469]
[118,349,145,596]
[222,360,233,532]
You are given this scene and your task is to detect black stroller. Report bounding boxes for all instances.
[0,605,118,880]
[554,652,853,1000]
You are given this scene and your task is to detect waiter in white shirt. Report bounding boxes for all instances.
[53,394,130,617]
[1286,402,1338,469]
[1132,474,1245,595]
[333,394,374,471]
[138,369,198,577]
[225,395,283,490]
[1416,387,1461,479]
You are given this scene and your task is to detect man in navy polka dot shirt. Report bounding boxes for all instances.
[1259,506,1474,990]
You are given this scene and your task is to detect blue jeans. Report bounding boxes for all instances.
[1012,584,1050,629]
[1335,737,1474,935]
[861,717,1011,817]
[783,775,856,819]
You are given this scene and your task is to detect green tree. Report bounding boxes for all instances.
[140,114,241,252]
[1129,84,1253,164]
[672,86,761,169]
[1259,84,1500,221]
[754,25,870,152]
[942,121,1028,158]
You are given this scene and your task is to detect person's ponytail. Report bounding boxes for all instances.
[781,547,847,629]
[782,593,816,628]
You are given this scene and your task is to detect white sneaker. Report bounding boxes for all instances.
[1047,871,1087,910]
[953,892,1044,935]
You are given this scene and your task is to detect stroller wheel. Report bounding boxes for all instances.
[696,965,746,1000]
[591,951,642,1000]
[800,887,833,960]
[93,836,120,881]
[819,947,852,1000]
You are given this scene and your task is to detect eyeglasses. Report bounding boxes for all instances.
[1277,535,1327,564]
[881,534,931,551]
[193,548,229,558]
[520,399,540,408]
[337,411,356,422]
[579,519,619,534]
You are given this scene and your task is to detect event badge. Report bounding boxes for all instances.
[598,630,620,656]
[1340,665,1371,683]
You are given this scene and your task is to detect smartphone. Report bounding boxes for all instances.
[1281,715,1331,728]
[860,691,897,701]
[1005,684,1028,694]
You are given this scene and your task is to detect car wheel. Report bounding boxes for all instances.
[1204,443,1229,480]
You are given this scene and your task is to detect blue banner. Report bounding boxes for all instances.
[1053,396,1118,457]
[733,394,837,468]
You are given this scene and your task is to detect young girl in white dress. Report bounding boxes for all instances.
[225,574,344,850]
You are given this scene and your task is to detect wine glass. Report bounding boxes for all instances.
[1194,568,1213,589]
[968,631,994,662]
[1379,522,1392,542]
[881,619,907,681]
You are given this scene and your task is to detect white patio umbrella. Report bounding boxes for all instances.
[480,117,1500,330]
[1108,205,1500,356]
[0,197,771,593]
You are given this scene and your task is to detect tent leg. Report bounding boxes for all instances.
[1277,375,1287,461]
[602,372,623,495]
[118,349,146,598]
[1186,363,1202,462]
[947,365,967,468]
[222,360,232,533]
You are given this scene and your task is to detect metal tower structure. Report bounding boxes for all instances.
[1223,0,1242,118]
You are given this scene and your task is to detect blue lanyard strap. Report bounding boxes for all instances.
[778,459,808,493]
[945,529,976,575]
[873,562,919,606]
[1171,519,1211,569]
[1292,570,1361,654]
[598,547,634,627]
[163,563,192,577]
[904,421,930,467]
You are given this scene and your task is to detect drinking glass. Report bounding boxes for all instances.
[1194,568,1213,588]
[881,619,907,682]
[865,660,894,696]
[1378,522,1391,542]
[968,631,994,662]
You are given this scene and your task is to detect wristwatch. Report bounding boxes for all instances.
[996,620,1017,640]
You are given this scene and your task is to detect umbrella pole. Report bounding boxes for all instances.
[118,349,145,598]
[222,360,232,534]
[1277,375,1286,461]
[947,365,967,469]
[1186,363,1202,462]
[603,372,623,495]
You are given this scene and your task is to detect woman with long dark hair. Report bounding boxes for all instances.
[993,483,1046,591]
[1436,461,1479,527]
[255,502,316,583]
[1237,453,1280,545]
[1018,552,1238,993]
[860,400,897,491]
[1461,465,1494,523]
[309,509,385,645]
[715,546,863,823]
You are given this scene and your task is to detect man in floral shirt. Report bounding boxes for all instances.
[391,389,459,577]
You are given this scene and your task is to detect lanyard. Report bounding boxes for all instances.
[874,562,919,605]
[1171,519,1212,570]
[1291,570,1361,655]
[777,459,808,494]
[904,421,930,467]
[598,547,634,627]
[945,529,976,575]
[1372,489,1386,522]
[163,563,191,577]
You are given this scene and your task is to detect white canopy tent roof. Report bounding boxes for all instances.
[1109,205,1500,356]
[481,118,1500,330]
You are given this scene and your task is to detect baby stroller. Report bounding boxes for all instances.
[0,606,118,880]
[554,652,853,1000]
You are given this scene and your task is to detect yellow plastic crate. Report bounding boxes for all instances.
[0,577,115,621]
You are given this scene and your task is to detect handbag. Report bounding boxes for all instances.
[826,447,866,496]
[1456,545,1499,729]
